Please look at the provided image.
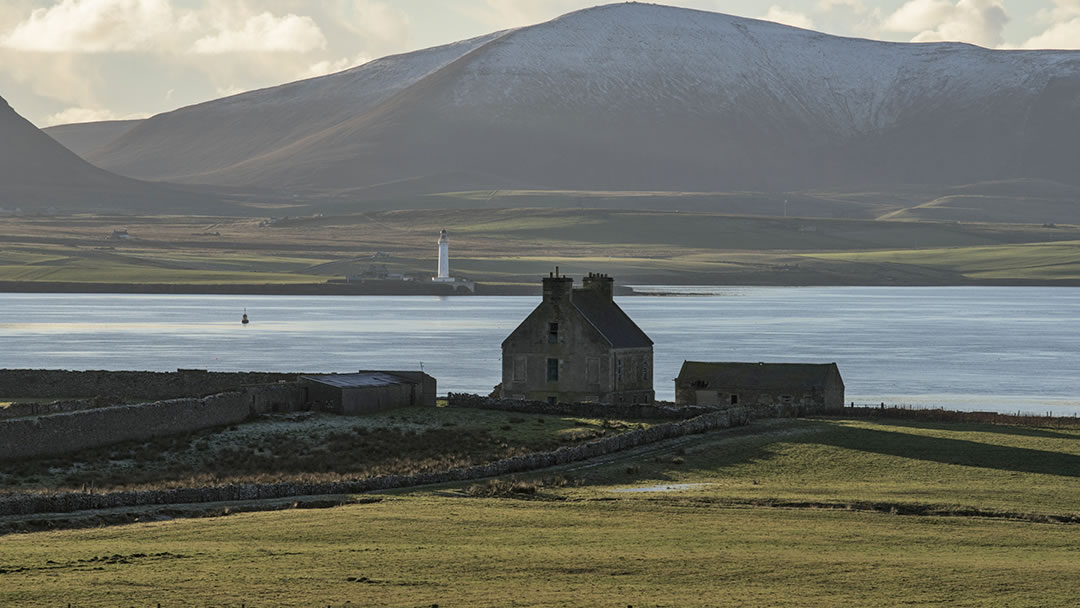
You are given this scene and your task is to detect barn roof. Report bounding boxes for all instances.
[572,292,653,349]
[677,361,842,389]
[300,372,412,389]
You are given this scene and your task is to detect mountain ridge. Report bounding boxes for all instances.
[0,95,224,213]
[40,3,1080,198]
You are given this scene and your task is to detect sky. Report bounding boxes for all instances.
[1,0,1078,127]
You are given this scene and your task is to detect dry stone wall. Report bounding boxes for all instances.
[0,369,300,403]
[0,397,106,420]
[0,407,751,517]
[447,392,713,420]
[0,384,306,461]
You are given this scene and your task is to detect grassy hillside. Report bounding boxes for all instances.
[807,240,1080,281]
[2,417,1079,606]
[1,210,1078,286]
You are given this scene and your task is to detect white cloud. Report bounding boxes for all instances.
[303,54,372,79]
[1035,0,1080,23]
[1019,19,1080,48]
[43,105,148,126]
[214,84,248,98]
[0,0,176,52]
[453,0,586,30]
[192,12,326,54]
[1020,1,1080,49]
[817,0,867,13]
[339,1,410,48]
[882,0,1008,48]
[0,50,99,108]
[763,5,815,29]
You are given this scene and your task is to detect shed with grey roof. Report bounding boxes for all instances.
[675,361,843,411]
[300,371,436,414]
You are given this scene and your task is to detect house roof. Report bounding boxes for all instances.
[300,372,411,389]
[571,291,653,349]
[677,361,842,389]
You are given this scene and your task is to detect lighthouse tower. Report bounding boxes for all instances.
[434,229,452,282]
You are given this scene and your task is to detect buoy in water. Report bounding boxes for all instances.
[241,309,249,325]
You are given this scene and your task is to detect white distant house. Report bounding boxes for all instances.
[431,229,475,292]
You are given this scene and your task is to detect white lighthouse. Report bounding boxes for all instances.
[433,229,452,282]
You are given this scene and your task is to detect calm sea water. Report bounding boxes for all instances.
[0,287,1076,414]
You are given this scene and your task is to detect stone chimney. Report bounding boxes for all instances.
[581,272,614,301]
[542,266,573,304]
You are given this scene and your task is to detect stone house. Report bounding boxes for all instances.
[501,270,654,404]
[675,361,844,410]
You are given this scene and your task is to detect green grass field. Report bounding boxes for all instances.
[807,240,1080,281]
[2,417,1079,606]
[1,210,1078,286]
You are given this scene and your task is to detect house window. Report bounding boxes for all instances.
[548,396,557,405]
[730,394,739,405]
[640,358,649,382]
[548,322,559,344]
[586,357,600,383]
[547,358,559,382]
[616,359,623,385]
[513,356,527,382]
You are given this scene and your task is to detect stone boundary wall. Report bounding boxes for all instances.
[0,384,306,461]
[0,397,108,420]
[0,407,751,517]
[447,392,713,420]
[0,369,301,407]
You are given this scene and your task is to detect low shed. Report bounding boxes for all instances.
[675,361,844,411]
[300,371,436,414]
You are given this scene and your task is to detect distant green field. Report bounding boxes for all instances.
[806,240,1080,281]
[0,244,333,284]
[2,210,1079,286]
[2,417,1079,606]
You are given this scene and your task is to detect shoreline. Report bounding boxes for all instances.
[1,278,1079,296]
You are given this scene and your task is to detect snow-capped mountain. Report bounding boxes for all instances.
[82,2,1080,194]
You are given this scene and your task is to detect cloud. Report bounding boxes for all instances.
[303,54,373,79]
[43,105,149,126]
[0,0,177,52]
[192,12,326,54]
[881,0,1008,48]
[0,50,99,108]
[817,0,867,13]
[763,6,815,29]
[1019,1,1080,49]
[213,84,248,98]
[1034,0,1080,23]
[338,0,410,49]
[1019,19,1080,48]
[453,0,587,30]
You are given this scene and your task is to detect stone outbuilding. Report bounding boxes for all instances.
[501,270,654,405]
[675,361,844,410]
[299,371,436,414]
